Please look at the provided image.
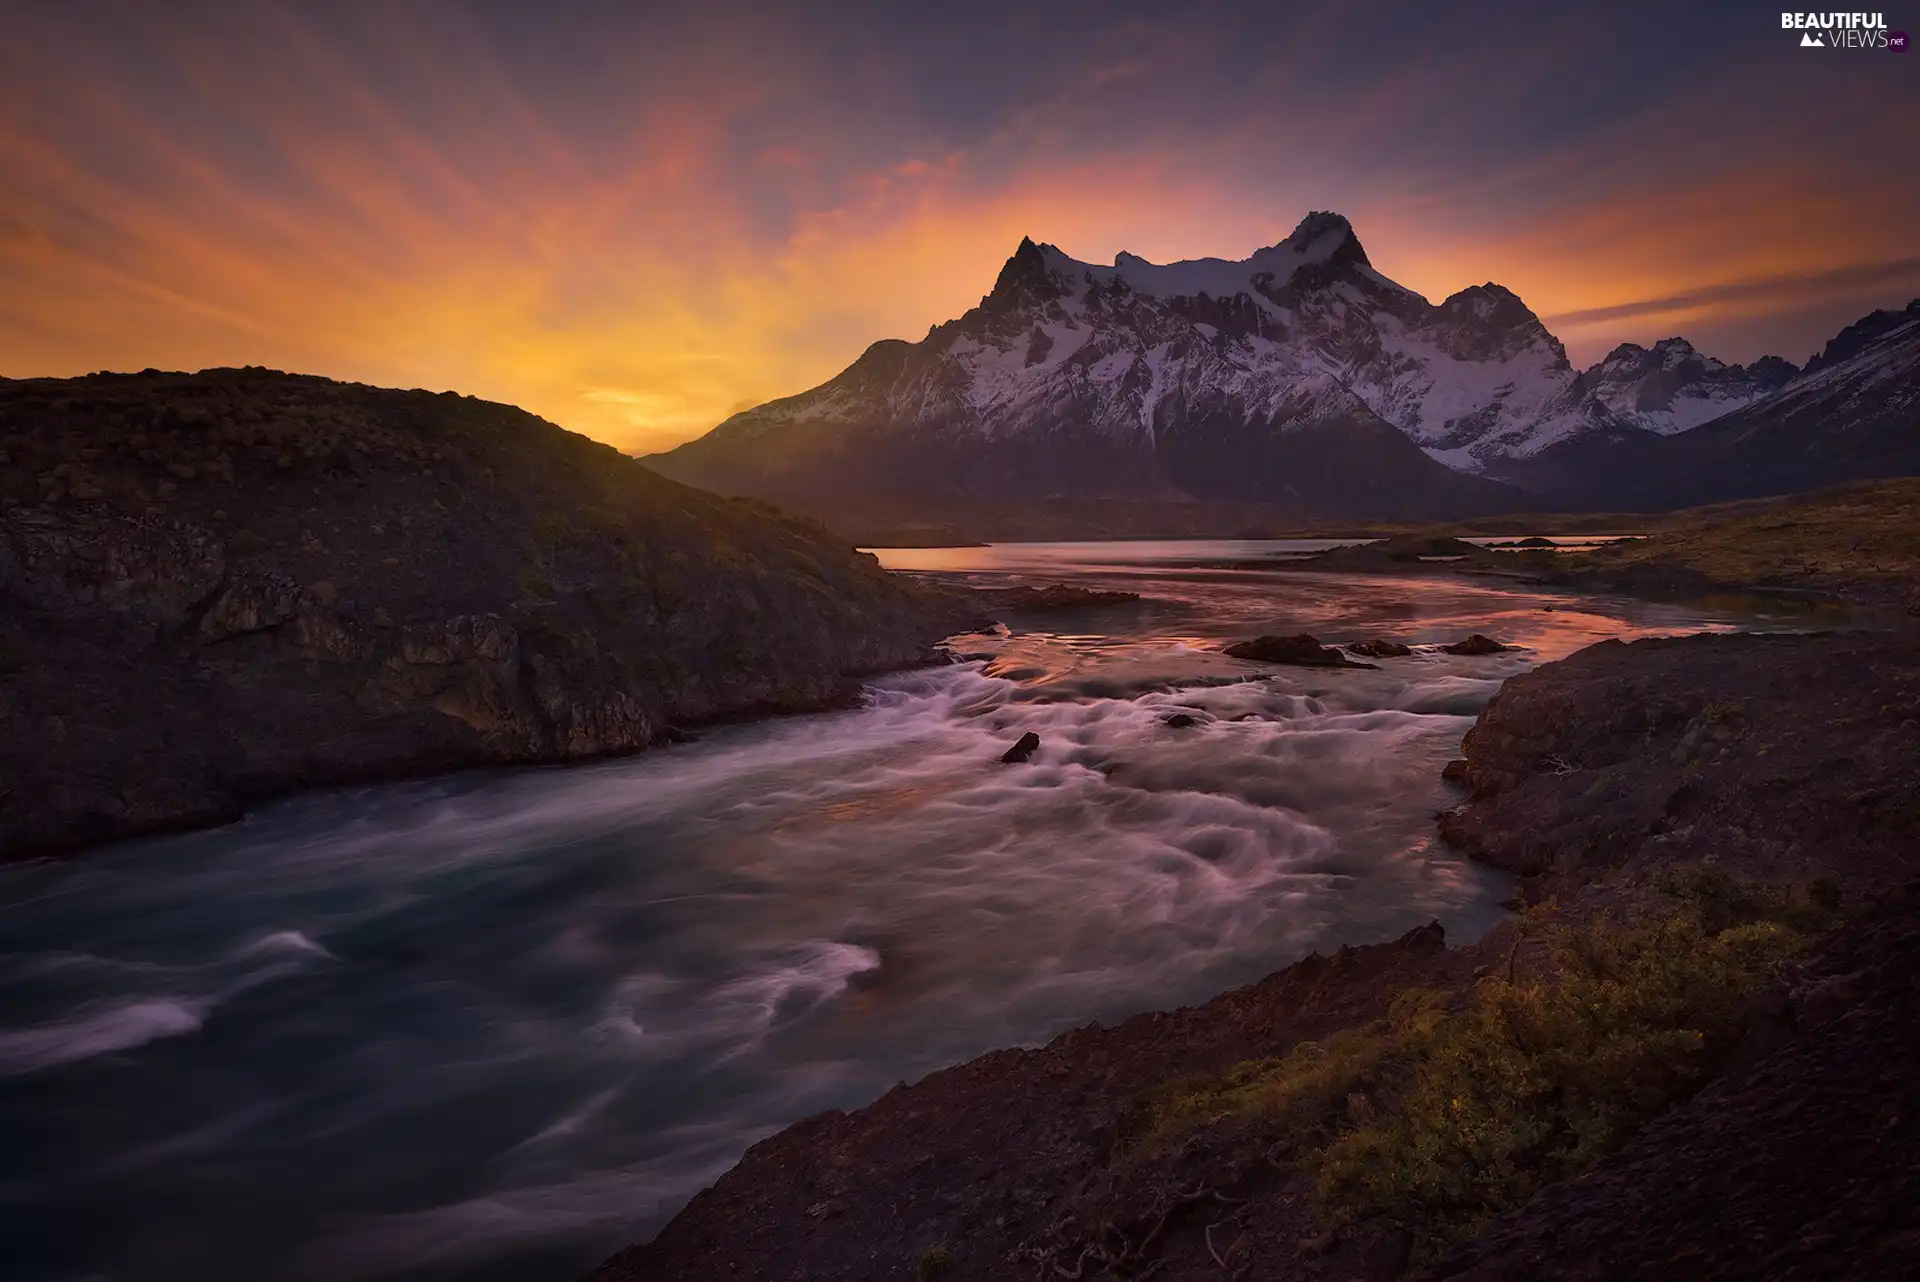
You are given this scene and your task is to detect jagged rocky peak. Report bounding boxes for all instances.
[1743,354,1801,390]
[1592,337,1800,387]
[984,236,1071,313]
[1279,209,1370,267]
[1803,297,1920,376]
[1593,337,1707,372]
[1441,282,1541,327]
[984,210,1377,316]
[1433,283,1569,366]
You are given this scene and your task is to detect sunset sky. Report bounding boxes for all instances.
[2,1,1915,454]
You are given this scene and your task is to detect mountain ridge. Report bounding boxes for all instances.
[651,213,1915,517]
[1512,300,1920,509]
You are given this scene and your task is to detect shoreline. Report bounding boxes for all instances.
[0,638,996,866]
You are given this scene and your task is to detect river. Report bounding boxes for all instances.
[0,540,1802,1281]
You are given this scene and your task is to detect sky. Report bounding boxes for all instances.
[2,1,1916,454]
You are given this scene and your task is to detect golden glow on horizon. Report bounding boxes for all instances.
[3,13,1916,455]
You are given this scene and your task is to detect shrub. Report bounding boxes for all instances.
[1315,903,1819,1251]
[1131,880,1837,1266]
[1133,1018,1411,1155]
[915,1244,956,1280]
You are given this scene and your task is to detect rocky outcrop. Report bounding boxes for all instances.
[0,369,975,858]
[1224,633,1377,668]
[1436,631,1920,889]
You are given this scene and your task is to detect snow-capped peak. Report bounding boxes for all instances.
[986,210,1376,315]
[1480,332,1801,460]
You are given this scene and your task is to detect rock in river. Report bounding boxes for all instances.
[1000,731,1041,763]
[1224,634,1378,669]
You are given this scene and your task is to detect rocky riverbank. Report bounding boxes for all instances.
[1280,479,1920,620]
[589,626,1920,1281]
[0,369,980,859]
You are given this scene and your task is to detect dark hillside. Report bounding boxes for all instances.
[0,368,971,858]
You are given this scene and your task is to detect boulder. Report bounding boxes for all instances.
[1349,638,1414,658]
[1224,634,1378,669]
[1000,731,1041,763]
[1444,634,1510,655]
[1162,712,1199,729]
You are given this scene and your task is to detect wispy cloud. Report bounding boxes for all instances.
[1545,258,1920,329]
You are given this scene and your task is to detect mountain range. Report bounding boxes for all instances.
[649,213,1920,518]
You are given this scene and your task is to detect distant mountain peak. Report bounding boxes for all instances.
[1742,354,1801,390]
[1280,210,1369,267]
[1803,297,1920,375]
[985,236,1070,312]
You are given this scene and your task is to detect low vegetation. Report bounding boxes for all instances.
[1564,478,1920,601]
[913,1242,956,1280]
[1134,874,1839,1263]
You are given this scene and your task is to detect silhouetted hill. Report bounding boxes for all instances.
[0,368,971,857]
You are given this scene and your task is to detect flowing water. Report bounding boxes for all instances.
[0,541,1808,1281]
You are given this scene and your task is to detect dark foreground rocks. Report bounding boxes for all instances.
[0,369,974,858]
[1224,633,1377,668]
[591,625,1920,1282]
[1438,630,1920,891]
